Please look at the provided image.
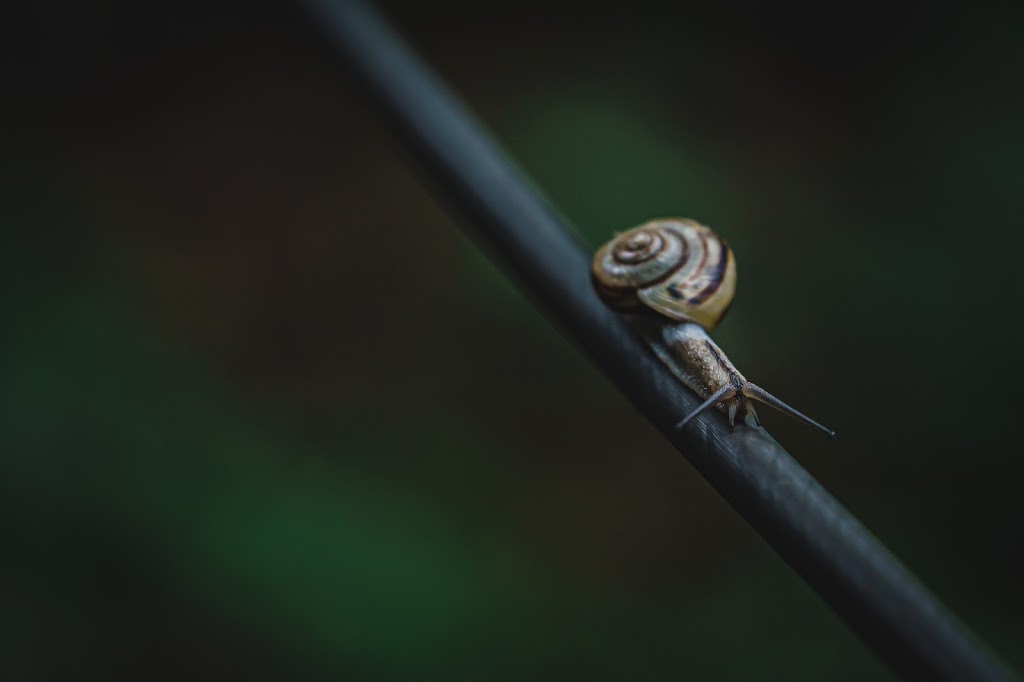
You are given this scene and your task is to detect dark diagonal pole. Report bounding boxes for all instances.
[298,2,1016,680]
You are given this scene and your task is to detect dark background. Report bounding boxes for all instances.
[4,1,1023,679]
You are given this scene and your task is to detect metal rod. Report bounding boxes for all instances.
[298,2,1015,680]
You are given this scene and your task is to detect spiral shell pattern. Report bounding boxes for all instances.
[591,218,736,330]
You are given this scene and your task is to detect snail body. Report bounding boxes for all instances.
[592,218,833,437]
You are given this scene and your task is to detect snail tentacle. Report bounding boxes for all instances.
[741,383,836,438]
[674,384,737,431]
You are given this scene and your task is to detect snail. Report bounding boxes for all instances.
[592,218,835,437]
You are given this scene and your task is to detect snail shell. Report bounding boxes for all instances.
[591,218,736,330]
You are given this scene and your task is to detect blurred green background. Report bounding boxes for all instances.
[4,1,1023,679]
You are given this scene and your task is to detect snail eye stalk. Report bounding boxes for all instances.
[674,385,737,430]
[675,382,836,438]
[742,383,836,438]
